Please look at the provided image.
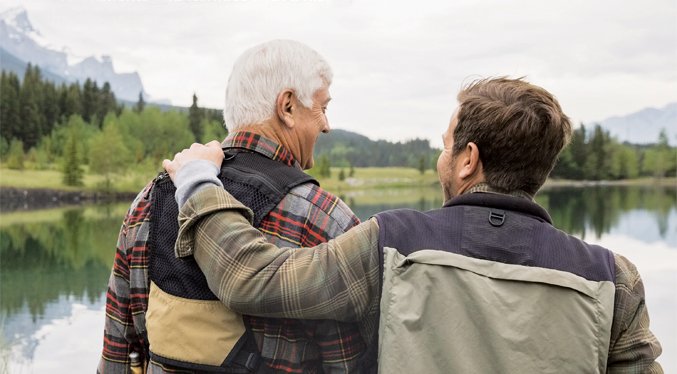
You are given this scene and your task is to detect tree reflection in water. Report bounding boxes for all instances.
[0,185,674,371]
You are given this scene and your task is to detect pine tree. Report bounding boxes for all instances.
[568,125,588,179]
[19,64,43,150]
[62,83,82,119]
[417,155,426,175]
[62,129,84,186]
[97,82,117,127]
[338,168,346,181]
[583,125,611,180]
[134,92,145,113]
[189,93,204,142]
[41,80,60,135]
[81,78,98,123]
[1,71,22,142]
[349,163,355,178]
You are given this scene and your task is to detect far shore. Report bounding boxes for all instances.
[544,177,677,188]
[0,187,137,212]
[1,166,674,212]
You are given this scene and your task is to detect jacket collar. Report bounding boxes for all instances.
[444,188,552,224]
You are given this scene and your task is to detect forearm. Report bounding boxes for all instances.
[176,186,381,322]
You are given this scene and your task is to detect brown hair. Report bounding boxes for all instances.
[453,77,572,195]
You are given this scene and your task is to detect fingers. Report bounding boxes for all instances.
[162,158,177,181]
[161,142,225,182]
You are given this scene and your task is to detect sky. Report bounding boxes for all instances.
[2,0,676,147]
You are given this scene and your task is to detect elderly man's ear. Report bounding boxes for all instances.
[276,90,296,129]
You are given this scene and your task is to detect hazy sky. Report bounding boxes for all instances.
[3,0,676,146]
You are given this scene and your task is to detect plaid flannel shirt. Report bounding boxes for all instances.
[175,184,663,373]
[98,132,365,373]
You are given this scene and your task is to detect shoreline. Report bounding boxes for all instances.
[0,187,137,212]
[544,177,677,188]
[1,177,674,212]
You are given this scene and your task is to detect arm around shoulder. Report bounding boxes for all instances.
[175,185,382,322]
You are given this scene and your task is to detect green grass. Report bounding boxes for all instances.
[0,164,158,193]
[311,167,440,192]
[0,164,439,194]
[341,186,442,205]
[2,163,673,197]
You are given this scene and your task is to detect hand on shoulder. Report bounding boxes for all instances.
[162,141,224,182]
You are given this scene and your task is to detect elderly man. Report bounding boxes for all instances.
[98,40,365,373]
[164,77,662,373]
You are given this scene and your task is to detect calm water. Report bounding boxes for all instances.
[1,185,675,373]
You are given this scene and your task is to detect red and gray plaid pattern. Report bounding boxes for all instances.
[99,182,153,371]
[98,132,364,373]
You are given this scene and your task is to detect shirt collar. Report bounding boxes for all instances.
[222,131,299,168]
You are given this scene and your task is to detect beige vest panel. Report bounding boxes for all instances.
[146,282,246,366]
[378,248,615,374]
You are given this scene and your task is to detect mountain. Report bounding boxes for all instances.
[0,7,150,103]
[597,102,677,145]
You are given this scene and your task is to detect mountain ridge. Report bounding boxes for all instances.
[0,6,151,103]
[1,6,673,145]
[597,102,676,145]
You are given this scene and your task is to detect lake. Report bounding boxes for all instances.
[1,185,675,373]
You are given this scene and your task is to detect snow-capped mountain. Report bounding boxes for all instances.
[0,6,150,102]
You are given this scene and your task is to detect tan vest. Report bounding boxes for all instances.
[146,151,316,372]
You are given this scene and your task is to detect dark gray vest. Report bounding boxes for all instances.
[376,192,615,282]
[361,192,616,371]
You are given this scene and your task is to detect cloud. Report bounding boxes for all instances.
[5,0,677,145]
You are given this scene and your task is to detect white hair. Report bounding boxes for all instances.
[224,39,333,129]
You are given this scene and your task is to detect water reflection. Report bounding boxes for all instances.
[0,204,126,371]
[345,185,677,243]
[340,187,444,220]
[1,206,123,319]
[538,185,676,241]
[0,185,675,372]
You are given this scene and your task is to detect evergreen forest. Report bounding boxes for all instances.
[0,65,226,188]
[1,64,674,191]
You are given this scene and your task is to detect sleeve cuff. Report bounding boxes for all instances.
[174,160,224,208]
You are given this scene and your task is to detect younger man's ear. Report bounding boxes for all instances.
[276,90,295,128]
[458,142,482,179]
